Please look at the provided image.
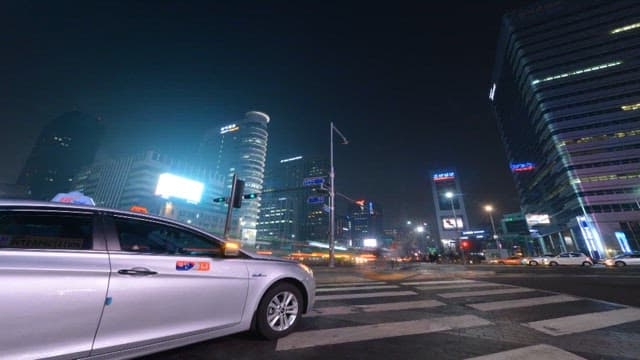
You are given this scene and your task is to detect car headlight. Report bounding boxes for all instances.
[298,263,313,276]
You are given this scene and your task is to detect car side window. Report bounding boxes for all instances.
[113,217,221,257]
[0,211,93,250]
[559,253,570,258]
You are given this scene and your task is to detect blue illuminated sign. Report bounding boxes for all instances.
[510,162,535,172]
[433,172,455,181]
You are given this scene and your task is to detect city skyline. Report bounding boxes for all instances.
[1,1,535,227]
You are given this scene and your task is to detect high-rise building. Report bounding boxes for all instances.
[200,111,270,245]
[431,170,469,252]
[256,155,330,249]
[73,151,226,233]
[491,1,640,258]
[18,111,105,200]
[348,200,384,248]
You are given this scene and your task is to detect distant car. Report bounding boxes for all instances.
[543,252,593,266]
[523,254,555,266]
[0,200,315,360]
[488,255,523,265]
[604,253,640,267]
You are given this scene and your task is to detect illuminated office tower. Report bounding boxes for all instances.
[201,111,270,245]
[431,170,469,251]
[490,1,640,257]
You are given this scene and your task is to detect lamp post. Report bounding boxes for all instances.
[484,205,501,249]
[329,122,348,268]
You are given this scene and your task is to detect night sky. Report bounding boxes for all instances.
[1,0,534,228]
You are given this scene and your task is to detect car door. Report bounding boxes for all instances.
[557,253,571,265]
[570,253,584,265]
[91,214,249,354]
[0,209,109,359]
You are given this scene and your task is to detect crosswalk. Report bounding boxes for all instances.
[273,278,640,359]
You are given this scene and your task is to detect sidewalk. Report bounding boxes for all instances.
[311,263,496,284]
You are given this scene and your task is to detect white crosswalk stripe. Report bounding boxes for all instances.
[306,299,445,317]
[316,285,399,293]
[468,294,580,311]
[401,279,477,286]
[438,287,535,299]
[317,281,387,287]
[276,315,492,351]
[523,307,640,336]
[316,290,417,301]
[466,344,586,360]
[416,282,510,291]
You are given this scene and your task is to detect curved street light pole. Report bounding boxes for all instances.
[329,122,348,268]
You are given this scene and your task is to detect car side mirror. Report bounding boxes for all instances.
[223,242,240,257]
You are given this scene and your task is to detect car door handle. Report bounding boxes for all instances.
[118,268,157,276]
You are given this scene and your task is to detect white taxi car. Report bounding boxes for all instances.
[0,200,315,359]
[604,253,640,267]
[542,252,593,266]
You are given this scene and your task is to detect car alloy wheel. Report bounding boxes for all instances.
[255,282,302,340]
[529,260,538,266]
[582,261,592,267]
[615,261,626,267]
[549,261,558,266]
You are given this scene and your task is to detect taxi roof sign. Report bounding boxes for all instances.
[129,206,149,214]
[51,191,96,206]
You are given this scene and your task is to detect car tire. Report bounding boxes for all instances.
[582,261,592,267]
[529,260,538,266]
[255,282,303,340]
[498,261,505,265]
[615,261,626,267]
[549,261,558,266]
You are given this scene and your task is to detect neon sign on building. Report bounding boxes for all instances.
[220,124,240,134]
[510,162,535,172]
[433,172,455,182]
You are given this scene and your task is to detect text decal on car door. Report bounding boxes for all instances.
[176,261,211,271]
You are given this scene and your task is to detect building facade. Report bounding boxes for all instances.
[491,0,640,258]
[18,111,105,200]
[73,151,226,234]
[200,111,270,245]
[430,170,469,252]
[256,156,330,249]
[348,201,384,248]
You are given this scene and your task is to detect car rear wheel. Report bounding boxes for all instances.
[549,261,558,266]
[498,261,505,265]
[582,261,592,267]
[255,282,302,340]
[615,261,626,267]
[529,260,538,266]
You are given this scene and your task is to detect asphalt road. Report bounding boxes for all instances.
[144,265,640,360]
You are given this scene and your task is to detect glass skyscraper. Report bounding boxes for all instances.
[491,0,640,258]
[201,111,270,246]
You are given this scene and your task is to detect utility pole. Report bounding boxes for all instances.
[224,174,238,240]
[329,122,348,268]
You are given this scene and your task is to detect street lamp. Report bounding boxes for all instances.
[484,205,501,249]
[329,122,348,268]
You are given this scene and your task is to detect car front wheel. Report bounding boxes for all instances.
[582,261,592,267]
[529,260,538,266]
[255,282,303,340]
[615,261,626,267]
[549,261,558,266]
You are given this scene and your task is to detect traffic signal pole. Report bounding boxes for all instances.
[223,174,238,240]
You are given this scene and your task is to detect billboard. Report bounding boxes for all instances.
[525,214,550,226]
[155,173,204,204]
[441,217,463,230]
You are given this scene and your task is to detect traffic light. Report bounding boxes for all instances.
[460,240,470,249]
[243,193,259,199]
[213,197,226,203]
[232,179,245,208]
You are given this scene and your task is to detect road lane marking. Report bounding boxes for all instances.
[316,291,417,301]
[276,315,492,351]
[306,299,446,317]
[468,294,580,311]
[316,285,399,293]
[438,287,535,299]
[466,344,586,360]
[401,280,477,286]
[317,281,387,287]
[524,307,640,336]
[417,282,509,291]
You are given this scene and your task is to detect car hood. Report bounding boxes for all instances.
[241,250,298,264]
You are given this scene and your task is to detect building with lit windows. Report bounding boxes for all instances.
[18,111,105,200]
[490,0,640,258]
[430,170,469,252]
[200,111,270,245]
[72,151,226,234]
[348,201,384,248]
[256,156,330,249]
